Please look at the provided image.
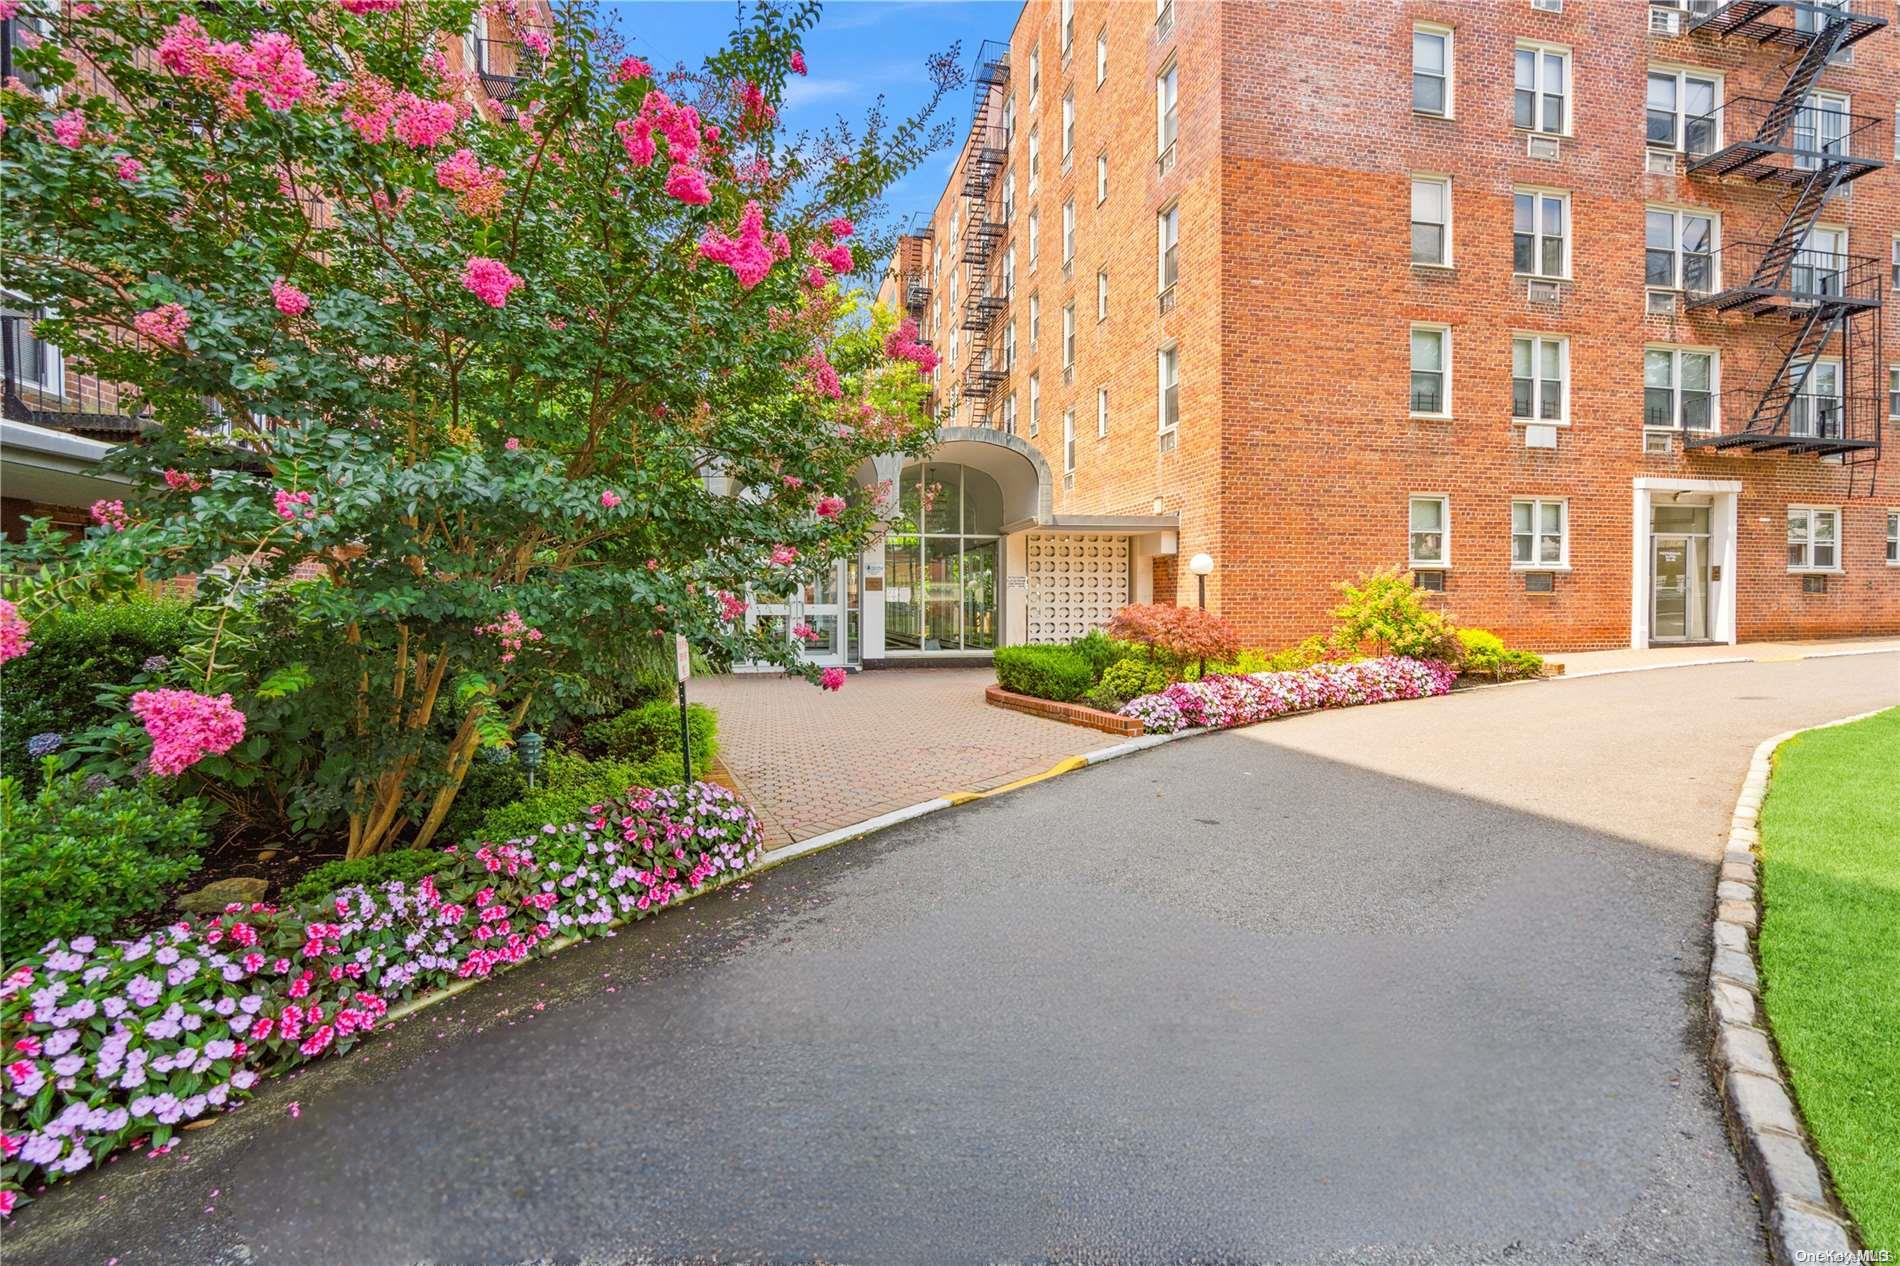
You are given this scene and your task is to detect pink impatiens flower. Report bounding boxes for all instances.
[697,200,775,289]
[116,155,145,182]
[133,303,190,350]
[50,108,87,148]
[270,279,310,316]
[814,495,847,519]
[504,436,521,450]
[462,256,522,307]
[0,599,31,665]
[129,688,247,775]
[820,666,845,692]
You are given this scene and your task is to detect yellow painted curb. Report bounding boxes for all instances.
[951,754,1091,803]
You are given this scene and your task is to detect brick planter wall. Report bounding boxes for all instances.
[985,685,1146,735]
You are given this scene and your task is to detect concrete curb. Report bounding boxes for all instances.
[1558,644,1896,681]
[1708,707,1888,1265]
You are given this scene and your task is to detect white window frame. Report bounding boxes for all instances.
[1097,386,1109,437]
[1157,203,1180,294]
[1002,243,1016,299]
[1645,65,1722,153]
[1511,334,1569,426]
[1789,357,1844,440]
[1028,371,1041,437]
[1027,124,1040,195]
[1027,209,1040,272]
[1096,151,1108,204]
[1645,204,1719,293]
[1029,293,1040,349]
[1097,269,1109,321]
[1412,24,1453,119]
[1644,344,1719,432]
[1002,170,1015,225]
[1786,505,1841,573]
[1158,344,1179,435]
[1062,198,1076,267]
[1410,175,1452,268]
[1513,40,1572,137]
[1513,187,1570,280]
[1409,323,1451,419]
[1062,302,1076,371]
[1060,0,1075,59]
[1794,90,1852,171]
[1887,509,1899,566]
[1889,364,1899,421]
[1511,498,1570,571]
[1062,408,1076,476]
[1061,91,1075,169]
[1,304,65,398]
[1029,46,1040,105]
[1409,494,1451,569]
[1156,59,1178,158]
[1002,94,1016,146]
[1002,392,1018,436]
[1003,320,1016,370]
[1096,28,1108,87]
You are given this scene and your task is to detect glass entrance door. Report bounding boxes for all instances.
[1651,534,1708,642]
[749,560,851,667]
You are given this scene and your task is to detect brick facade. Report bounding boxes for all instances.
[890,0,1900,650]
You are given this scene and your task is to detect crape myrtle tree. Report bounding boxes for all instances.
[0,0,955,854]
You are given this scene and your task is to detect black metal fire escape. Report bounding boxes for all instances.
[900,211,933,324]
[957,41,1010,426]
[1683,0,1888,491]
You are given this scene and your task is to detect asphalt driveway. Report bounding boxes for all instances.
[9,652,1896,1265]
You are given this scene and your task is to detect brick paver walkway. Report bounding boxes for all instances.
[691,667,1121,846]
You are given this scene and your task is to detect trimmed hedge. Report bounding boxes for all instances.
[0,598,191,788]
[582,697,716,768]
[993,644,1095,703]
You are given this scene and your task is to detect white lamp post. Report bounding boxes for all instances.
[1188,552,1213,609]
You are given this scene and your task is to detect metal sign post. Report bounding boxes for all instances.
[675,633,692,786]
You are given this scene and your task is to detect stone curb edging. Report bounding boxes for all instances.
[1558,644,1897,681]
[1709,708,1888,1265]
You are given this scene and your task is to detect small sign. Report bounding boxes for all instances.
[865,561,885,577]
[675,633,691,683]
[1006,574,1028,590]
[864,577,883,592]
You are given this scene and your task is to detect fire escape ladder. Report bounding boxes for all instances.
[1746,16,1852,149]
[957,42,1011,425]
[1745,304,1839,435]
[1746,159,1847,293]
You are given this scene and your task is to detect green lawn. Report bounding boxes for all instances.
[1757,707,1900,1253]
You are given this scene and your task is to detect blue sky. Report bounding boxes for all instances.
[604,1,1007,231]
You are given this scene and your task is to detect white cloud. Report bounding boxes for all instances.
[782,77,859,111]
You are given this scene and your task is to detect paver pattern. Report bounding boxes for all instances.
[693,667,1119,845]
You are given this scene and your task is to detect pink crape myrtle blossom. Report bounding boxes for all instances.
[129,688,247,775]
[133,304,190,350]
[163,468,205,492]
[340,0,403,12]
[814,495,847,519]
[270,279,310,316]
[50,109,87,148]
[884,317,939,375]
[790,50,808,76]
[663,162,711,205]
[697,200,774,289]
[736,80,775,132]
[0,599,31,665]
[238,32,319,111]
[715,590,747,623]
[433,147,505,219]
[803,350,841,399]
[392,93,457,148]
[825,217,854,239]
[461,256,522,307]
[476,609,543,664]
[820,667,845,691]
[811,239,853,276]
[598,490,622,509]
[520,29,552,56]
[273,488,316,520]
[90,499,131,531]
[115,155,145,182]
[614,116,656,167]
[610,55,652,84]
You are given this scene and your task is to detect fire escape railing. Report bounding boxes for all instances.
[2,315,150,439]
[1683,0,1888,484]
[956,41,1010,425]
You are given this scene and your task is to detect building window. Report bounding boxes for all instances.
[1,306,64,397]
[1790,360,1843,439]
[1063,408,1076,476]
[1887,510,1898,565]
[1002,244,1015,299]
[1097,269,1109,321]
[1156,61,1178,159]
[1409,495,1449,567]
[1027,125,1040,194]
[1413,25,1451,117]
[1645,207,1716,292]
[1513,189,1568,278]
[1062,91,1075,168]
[1891,235,1898,289]
[1029,371,1041,437]
[1513,42,1570,135]
[1027,209,1039,271]
[1411,176,1450,266]
[1003,320,1016,370]
[1029,46,1040,103]
[1002,94,1016,145]
[1158,204,1179,293]
[1787,506,1840,571]
[1062,302,1076,373]
[1794,92,1852,169]
[1002,170,1015,224]
[1511,335,1567,423]
[1889,365,1899,419]
[1062,198,1075,267]
[1409,325,1449,417]
[1097,386,1109,437]
[1029,293,1040,348]
[1003,392,1018,436]
[1158,345,1179,434]
[1061,0,1075,58]
[1096,151,1108,204]
[1512,499,1567,568]
[1645,347,1716,431]
[1096,28,1107,87]
[1646,69,1719,153]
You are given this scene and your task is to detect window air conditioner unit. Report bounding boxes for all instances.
[1644,430,1674,455]
[1527,279,1561,304]
[1525,572,1556,593]
[1524,424,1559,449]
[1415,569,1446,592]
[1533,0,1563,12]
[1649,6,1682,36]
[1527,134,1561,160]
[1646,289,1678,316]
[1645,148,1678,175]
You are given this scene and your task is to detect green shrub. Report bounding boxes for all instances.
[283,849,447,906]
[437,757,530,846]
[476,751,647,842]
[582,698,717,767]
[1081,683,1127,713]
[1499,647,1545,678]
[1099,657,1171,701]
[1455,627,1544,680]
[1068,629,1139,680]
[994,644,1095,702]
[0,598,191,788]
[1330,570,1462,663]
[0,761,206,962]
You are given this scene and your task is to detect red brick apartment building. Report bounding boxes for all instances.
[878,0,1900,653]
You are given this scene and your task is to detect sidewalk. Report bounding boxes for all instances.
[693,667,1120,847]
[1544,636,1900,677]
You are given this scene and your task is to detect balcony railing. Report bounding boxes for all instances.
[1683,386,1880,455]
[1681,244,1885,315]
[473,31,548,103]
[1682,96,1889,184]
[2,314,149,438]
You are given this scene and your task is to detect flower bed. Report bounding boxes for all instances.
[0,782,762,1210]
[1119,656,1457,734]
